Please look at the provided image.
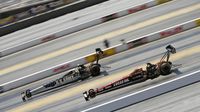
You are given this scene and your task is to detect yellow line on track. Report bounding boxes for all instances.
[8,45,200,112]
[1,4,200,75]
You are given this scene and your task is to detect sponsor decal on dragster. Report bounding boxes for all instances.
[160,26,183,37]
[128,4,147,14]
[53,64,70,73]
[95,76,130,93]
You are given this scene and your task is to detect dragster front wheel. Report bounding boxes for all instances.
[25,89,32,98]
[83,91,89,101]
[21,92,27,102]
[21,89,32,102]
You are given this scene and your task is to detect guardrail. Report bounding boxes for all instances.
[0,0,172,57]
[0,0,55,15]
[0,18,199,93]
[0,16,15,26]
[0,0,109,36]
[0,0,78,27]
[82,70,200,112]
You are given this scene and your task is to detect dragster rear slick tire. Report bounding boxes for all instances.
[160,62,172,75]
[90,64,101,76]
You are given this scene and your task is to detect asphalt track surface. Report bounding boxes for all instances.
[1,0,200,84]
[0,0,200,111]
[1,0,199,67]
[1,27,199,112]
[0,0,152,52]
[117,81,200,112]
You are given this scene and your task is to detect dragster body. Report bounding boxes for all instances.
[83,45,177,101]
[21,48,103,102]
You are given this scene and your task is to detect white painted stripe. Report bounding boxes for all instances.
[82,70,200,112]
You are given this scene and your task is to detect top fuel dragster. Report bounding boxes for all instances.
[21,48,104,102]
[83,45,177,101]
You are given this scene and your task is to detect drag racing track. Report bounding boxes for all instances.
[118,81,200,112]
[2,27,200,112]
[0,0,200,112]
[1,0,200,84]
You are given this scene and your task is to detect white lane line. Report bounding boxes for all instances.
[82,69,200,112]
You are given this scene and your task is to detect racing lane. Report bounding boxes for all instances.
[1,27,200,111]
[0,0,200,111]
[1,0,199,69]
[1,3,200,85]
[117,81,200,112]
[0,0,152,59]
[33,29,200,112]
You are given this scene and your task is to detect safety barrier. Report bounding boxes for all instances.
[82,70,200,112]
[0,0,57,16]
[0,0,77,26]
[0,16,15,26]
[0,18,199,93]
[0,0,109,36]
[0,0,172,57]
[14,0,77,21]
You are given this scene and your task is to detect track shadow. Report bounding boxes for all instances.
[172,68,182,75]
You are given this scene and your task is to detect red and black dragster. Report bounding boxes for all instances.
[83,45,176,101]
